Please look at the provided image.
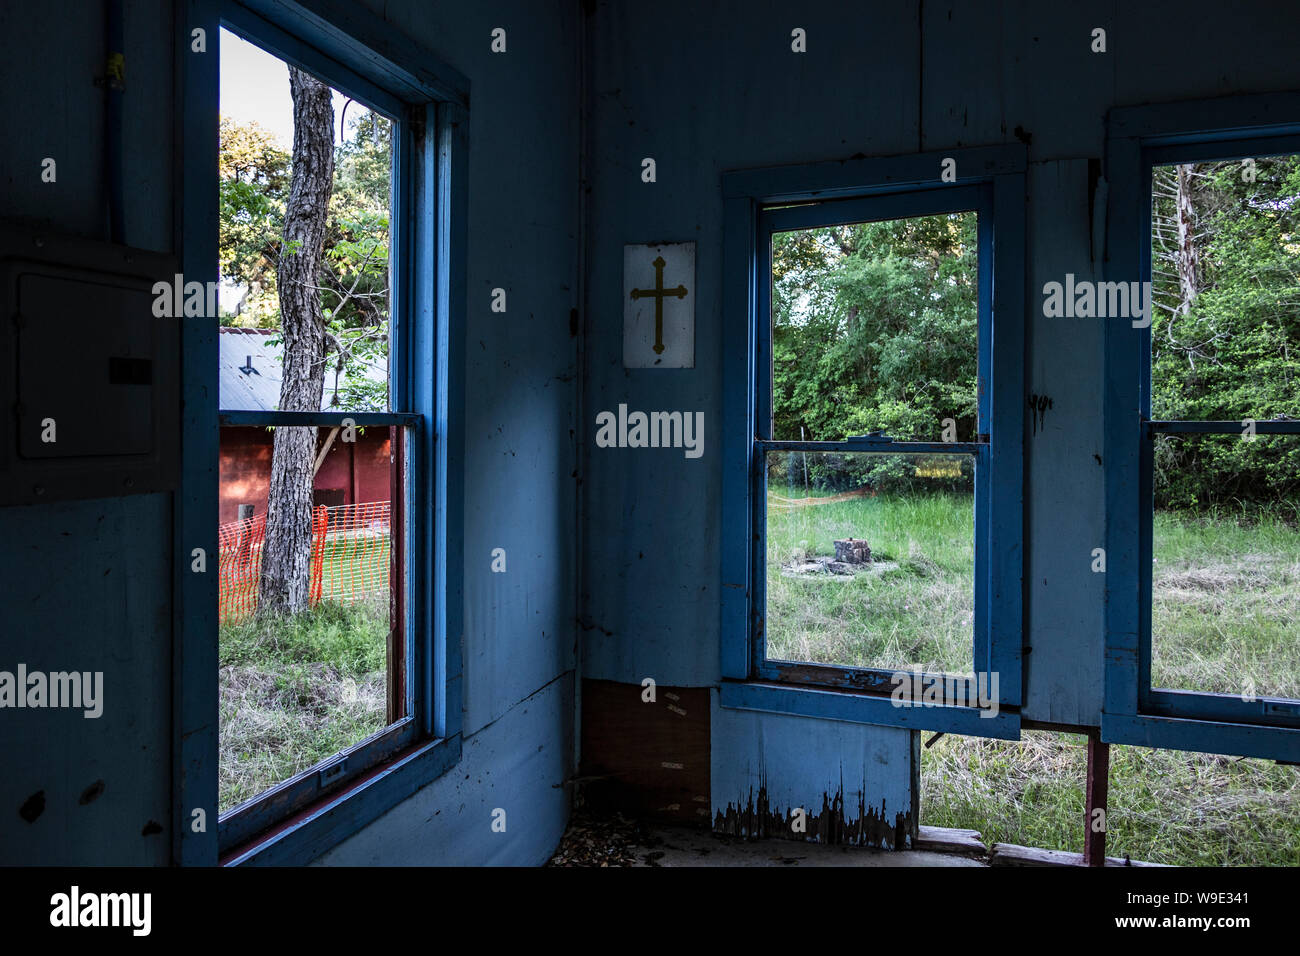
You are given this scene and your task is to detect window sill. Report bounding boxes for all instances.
[720,679,1020,738]
[220,735,462,866]
[1101,712,1300,763]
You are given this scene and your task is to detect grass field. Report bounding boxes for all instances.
[218,597,388,812]
[766,488,1300,866]
[766,487,974,673]
[218,492,1299,863]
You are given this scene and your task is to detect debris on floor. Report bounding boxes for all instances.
[547,813,990,867]
[546,810,656,867]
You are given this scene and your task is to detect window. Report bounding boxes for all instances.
[177,1,469,864]
[720,147,1026,736]
[1103,92,1300,762]
[215,27,422,844]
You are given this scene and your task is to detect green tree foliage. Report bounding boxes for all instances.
[1150,157,1300,509]
[770,212,977,491]
[219,118,288,326]
[218,104,392,411]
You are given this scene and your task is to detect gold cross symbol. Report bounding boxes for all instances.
[630,255,688,354]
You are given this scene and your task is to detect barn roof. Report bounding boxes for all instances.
[218,327,387,411]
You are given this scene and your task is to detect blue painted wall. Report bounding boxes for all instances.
[3,0,1299,865]
[0,0,178,866]
[0,0,580,866]
[578,0,1300,829]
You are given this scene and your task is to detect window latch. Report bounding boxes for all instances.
[1262,699,1300,719]
[318,757,348,788]
[845,430,894,444]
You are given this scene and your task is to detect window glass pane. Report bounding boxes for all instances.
[217,29,400,813]
[769,211,978,442]
[764,449,975,675]
[217,478,395,810]
[1149,155,1300,422]
[1151,432,1300,700]
[218,28,393,414]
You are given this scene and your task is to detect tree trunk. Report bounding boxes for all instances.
[258,67,335,616]
[1174,163,1201,315]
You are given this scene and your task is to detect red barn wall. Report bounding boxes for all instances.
[218,427,392,525]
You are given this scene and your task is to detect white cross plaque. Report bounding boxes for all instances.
[623,242,694,368]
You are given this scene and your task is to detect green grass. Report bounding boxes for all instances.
[1151,509,1300,698]
[764,489,1300,865]
[218,598,388,812]
[766,490,974,672]
[922,731,1300,866]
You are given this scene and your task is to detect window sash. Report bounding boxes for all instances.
[739,174,1019,726]
[1139,139,1300,725]
[215,414,419,838]
[1138,420,1300,728]
[751,440,989,695]
[213,15,429,853]
[1102,105,1300,759]
[758,187,992,444]
[720,147,1025,736]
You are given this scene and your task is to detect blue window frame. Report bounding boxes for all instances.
[176,0,467,865]
[1102,91,1300,762]
[719,146,1026,737]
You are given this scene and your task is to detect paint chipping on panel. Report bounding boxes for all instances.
[713,782,911,850]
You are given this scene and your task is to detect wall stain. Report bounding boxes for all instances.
[18,791,45,823]
[1028,393,1054,435]
[713,782,910,850]
[78,780,105,805]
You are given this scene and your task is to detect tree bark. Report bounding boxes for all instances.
[258,67,335,615]
[1174,163,1201,315]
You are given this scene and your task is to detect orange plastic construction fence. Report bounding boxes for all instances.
[218,500,391,624]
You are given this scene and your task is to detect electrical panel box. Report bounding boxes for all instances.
[0,225,180,506]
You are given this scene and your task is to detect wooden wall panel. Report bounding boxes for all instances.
[580,679,710,825]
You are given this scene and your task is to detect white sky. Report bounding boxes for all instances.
[218,28,380,313]
[219,27,362,149]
